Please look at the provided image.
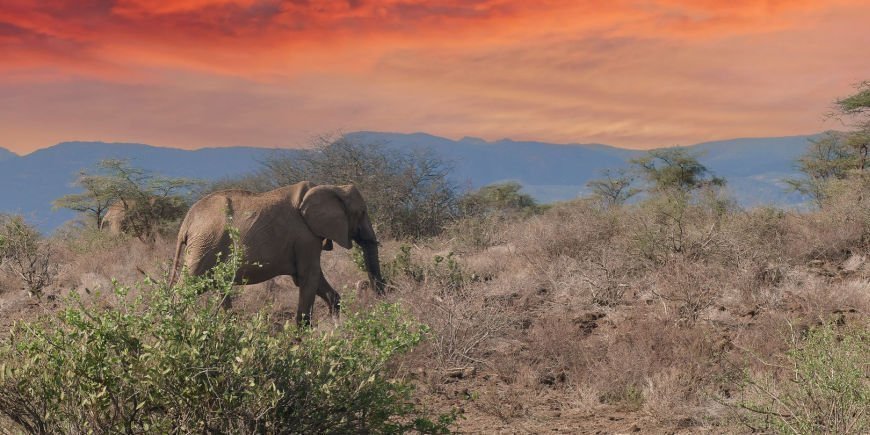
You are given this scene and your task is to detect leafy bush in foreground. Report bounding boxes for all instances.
[737,322,869,434]
[0,239,448,433]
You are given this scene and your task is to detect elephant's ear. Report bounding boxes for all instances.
[299,186,352,249]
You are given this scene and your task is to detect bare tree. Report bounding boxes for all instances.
[211,135,459,239]
[0,215,56,298]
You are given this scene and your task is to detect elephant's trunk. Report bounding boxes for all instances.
[356,213,386,295]
[359,240,386,295]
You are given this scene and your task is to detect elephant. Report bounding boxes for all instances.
[101,196,185,241]
[101,200,130,235]
[168,181,386,325]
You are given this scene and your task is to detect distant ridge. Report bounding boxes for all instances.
[345,131,814,206]
[0,133,817,232]
[0,147,16,162]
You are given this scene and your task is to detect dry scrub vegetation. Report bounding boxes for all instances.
[1,172,867,432]
[1,84,868,433]
[384,178,867,433]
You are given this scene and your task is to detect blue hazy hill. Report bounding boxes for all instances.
[0,147,17,163]
[346,131,814,205]
[0,133,816,232]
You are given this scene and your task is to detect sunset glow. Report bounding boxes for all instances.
[2,0,870,153]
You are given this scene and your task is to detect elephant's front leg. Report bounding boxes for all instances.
[296,266,321,326]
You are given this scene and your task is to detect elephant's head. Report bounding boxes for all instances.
[299,184,386,295]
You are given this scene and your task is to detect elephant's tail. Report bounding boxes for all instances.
[168,231,187,288]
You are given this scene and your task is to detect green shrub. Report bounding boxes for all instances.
[372,245,471,294]
[737,322,869,434]
[0,235,450,433]
[428,252,468,294]
[381,245,425,284]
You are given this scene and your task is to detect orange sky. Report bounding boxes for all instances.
[2,0,869,153]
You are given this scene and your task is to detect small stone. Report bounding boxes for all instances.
[445,366,476,379]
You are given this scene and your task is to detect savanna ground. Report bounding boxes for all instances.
[1,177,867,433]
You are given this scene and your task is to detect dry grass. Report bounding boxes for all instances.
[1,187,868,433]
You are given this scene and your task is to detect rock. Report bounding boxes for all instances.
[445,366,476,379]
[540,374,556,385]
[676,417,698,428]
[573,311,605,335]
[539,371,567,386]
[521,317,533,330]
[842,254,866,273]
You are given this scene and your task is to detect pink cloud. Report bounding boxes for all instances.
[1,0,868,152]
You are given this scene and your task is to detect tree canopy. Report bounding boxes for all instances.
[835,80,870,117]
[834,81,869,171]
[54,160,198,239]
[460,181,539,217]
[791,81,870,206]
[586,168,639,208]
[631,148,724,193]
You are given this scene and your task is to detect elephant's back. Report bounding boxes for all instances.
[180,193,232,247]
[184,190,297,237]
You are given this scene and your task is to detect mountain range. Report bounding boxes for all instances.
[0,147,17,163]
[348,132,814,205]
[0,132,815,232]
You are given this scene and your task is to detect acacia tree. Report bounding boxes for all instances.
[833,80,870,171]
[586,168,639,208]
[790,81,870,206]
[631,148,725,194]
[786,132,856,206]
[52,172,118,229]
[54,160,198,239]
[459,181,539,217]
[629,148,729,257]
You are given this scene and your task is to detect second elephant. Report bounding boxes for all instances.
[101,196,186,241]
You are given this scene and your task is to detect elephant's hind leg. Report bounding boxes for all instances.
[186,248,218,277]
[295,267,320,327]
